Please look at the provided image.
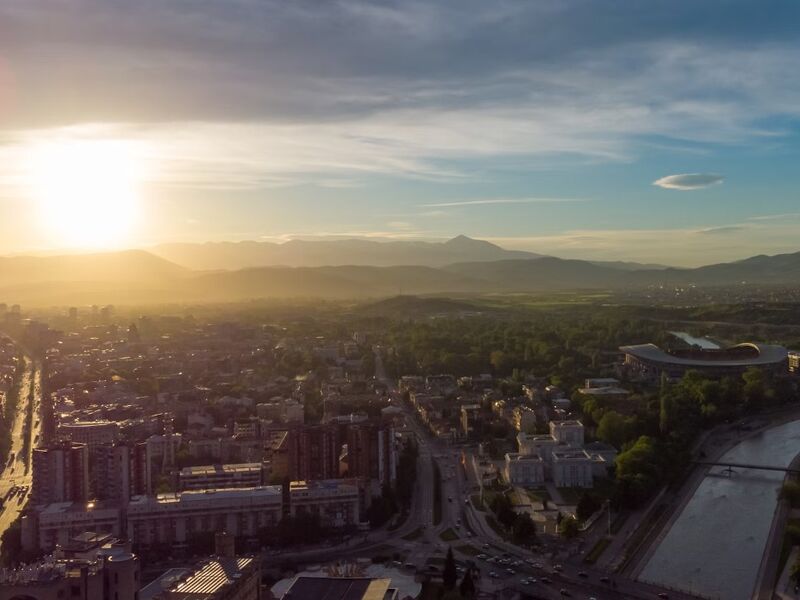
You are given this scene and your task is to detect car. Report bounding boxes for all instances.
[506,568,515,575]
[657,595,669,600]
[489,572,499,578]
[486,557,496,563]
[476,554,487,560]
[448,496,453,503]
[600,577,610,583]
[520,579,531,586]
[540,577,551,584]
[554,564,563,572]
[578,571,588,578]
[559,589,570,597]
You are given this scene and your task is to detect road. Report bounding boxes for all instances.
[366,348,706,599]
[0,354,42,554]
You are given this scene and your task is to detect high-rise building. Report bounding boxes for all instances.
[286,425,340,481]
[31,442,90,506]
[345,422,396,487]
[91,444,133,504]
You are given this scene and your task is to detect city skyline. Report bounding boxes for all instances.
[1,1,800,265]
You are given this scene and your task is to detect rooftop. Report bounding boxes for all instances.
[129,486,282,508]
[161,558,253,600]
[180,463,262,477]
[552,449,592,461]
[282,577,391,600]
[620,342,788,367]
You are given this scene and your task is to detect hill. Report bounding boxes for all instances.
[149,235,544,270]
[0,250,186,286]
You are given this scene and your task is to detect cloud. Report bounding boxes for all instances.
[0,2,800,188]
[653,173,724,190]
[485,220,800,267]
[696,225,746,235]
[422,197,585,208]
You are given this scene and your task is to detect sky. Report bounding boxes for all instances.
[1,1,800,266]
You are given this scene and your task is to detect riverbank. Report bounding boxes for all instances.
[630,404,800,599]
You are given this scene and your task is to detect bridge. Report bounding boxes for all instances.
[692,460,800,475]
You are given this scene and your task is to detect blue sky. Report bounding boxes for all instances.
[1,0,799,265]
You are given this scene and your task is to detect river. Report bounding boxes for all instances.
[639,419,800,599]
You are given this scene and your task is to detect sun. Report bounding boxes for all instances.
[26,139,143,249]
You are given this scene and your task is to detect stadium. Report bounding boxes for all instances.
[619,342,789,382]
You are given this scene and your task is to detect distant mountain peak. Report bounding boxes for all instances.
[444,234,495,248]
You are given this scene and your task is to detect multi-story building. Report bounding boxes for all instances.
[91,444,132,504]
[132,433,183,495]
[149,556,260,600]
[790,351,800,374]
[126,486,283,546]
[517,433,560,463]
[178,463,264,491]
[288,479,360,528]
[57,421,119,448]
[286,425,339,481]
[504,453,545,486]
[512,406,537,433]
[31,442,90,507]
[549,420,585,447]
[26,502,123,552]
[284,399,305,424]
[279,577,396,600]
[0,535,139,600]
[551,449,594,488]
[344,423,396,487]
[460,404,481,437]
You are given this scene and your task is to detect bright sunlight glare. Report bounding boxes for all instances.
[26,139,143,249]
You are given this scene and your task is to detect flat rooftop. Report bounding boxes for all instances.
[282,577,391,600]
[180,463,261,477]
[129,486,282,508]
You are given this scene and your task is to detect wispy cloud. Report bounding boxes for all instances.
[696,225,747,235]
[422,197,586,208]
[748,213,800,221]
[485,220,800,267]
[653,173,724,190]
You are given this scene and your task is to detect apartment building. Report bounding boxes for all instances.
[58,421,120,448]
[288,479,360,528]
[126,486,283,546]
[31,443,91,507]
[178,463,264,491]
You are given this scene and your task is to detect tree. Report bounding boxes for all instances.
[614,435,664,507]
[783,481,800,508]
[575,492,601,522]
[443,547,458,590]
[596,411,629,448]
[559,515,579,538]
[511,513,537,544]
[459,569,476,598]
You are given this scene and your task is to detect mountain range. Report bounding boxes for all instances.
[0,236,799,305]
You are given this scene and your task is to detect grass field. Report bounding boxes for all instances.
[584,537,611,564]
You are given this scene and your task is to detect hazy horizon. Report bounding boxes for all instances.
[1,1,800,266]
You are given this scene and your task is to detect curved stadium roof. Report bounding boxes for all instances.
[620,342,788,367]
